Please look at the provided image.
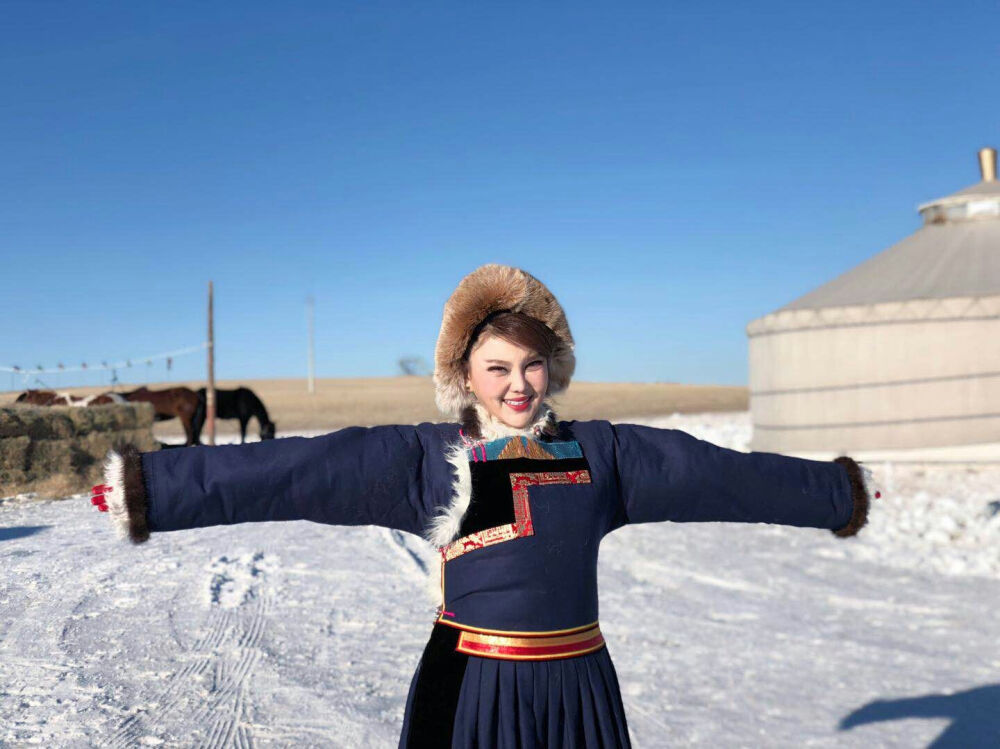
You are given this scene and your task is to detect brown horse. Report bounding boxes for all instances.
[15,389,60,405]
[122,387,200,445]
[15,389,126,406]
[16,386,200,445]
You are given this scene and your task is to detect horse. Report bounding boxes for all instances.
[15,390,60,405]
[192,386,276,444]
[51,392,126,406]
[14,390,125,406]
[122,386,201,446]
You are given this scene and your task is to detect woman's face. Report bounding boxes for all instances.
[465,334,549,430]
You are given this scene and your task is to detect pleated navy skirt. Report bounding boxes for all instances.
[399,624,632,748]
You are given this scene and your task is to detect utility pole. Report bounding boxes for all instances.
[206,281,216,446]
[307,295,316,394]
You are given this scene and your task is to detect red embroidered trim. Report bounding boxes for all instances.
[441,470,591,561]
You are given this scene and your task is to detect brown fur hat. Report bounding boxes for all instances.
[434,264,575,418]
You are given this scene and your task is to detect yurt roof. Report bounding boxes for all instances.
[779,220,1000,311]
[779,148,1000,312]
[939,178,1000,201]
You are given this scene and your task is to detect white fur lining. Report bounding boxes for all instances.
[102,450,132,541]
[473,401,556,442]
[424,441,474,549]
[424,403,555,550]
[422,439,474,610]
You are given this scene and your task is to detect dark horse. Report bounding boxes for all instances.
[192,387,275,444]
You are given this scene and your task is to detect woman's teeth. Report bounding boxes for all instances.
[504,397,531,411]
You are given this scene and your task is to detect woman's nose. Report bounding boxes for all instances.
[510,368,528,392]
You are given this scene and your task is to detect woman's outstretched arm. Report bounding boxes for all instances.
[610,423,874,537]
[94,423,455,543]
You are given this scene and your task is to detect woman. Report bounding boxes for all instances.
[91,264,874,748]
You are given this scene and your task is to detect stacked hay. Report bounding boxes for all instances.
[0,403,157,499]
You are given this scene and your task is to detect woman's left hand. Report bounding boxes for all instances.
[90,484,111,512]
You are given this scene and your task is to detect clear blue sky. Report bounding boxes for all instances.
[2,1,997,390]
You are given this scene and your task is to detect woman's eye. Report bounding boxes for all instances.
[488,366,508,373]
[527,360,543,368]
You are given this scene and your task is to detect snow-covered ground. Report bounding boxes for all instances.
[2,412,999,747]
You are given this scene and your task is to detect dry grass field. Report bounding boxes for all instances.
[1,377,747,441]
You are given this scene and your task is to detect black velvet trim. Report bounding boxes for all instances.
[832,456,871,538]
[115,442,151,544]
[461,457,590,537]
[403,623,469,748]
[464,463,517,533]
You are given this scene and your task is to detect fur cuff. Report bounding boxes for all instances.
[831,456,871,538]
[102,443,151,544]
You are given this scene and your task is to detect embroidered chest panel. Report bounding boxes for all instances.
[443,435,592,561]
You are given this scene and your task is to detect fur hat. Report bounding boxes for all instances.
[433,264,576,418]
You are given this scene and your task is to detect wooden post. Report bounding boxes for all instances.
[206,281,216,446]
[307,295,316,395]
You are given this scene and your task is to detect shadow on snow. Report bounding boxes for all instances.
[840,683,1000,747]
[0,525,50,543]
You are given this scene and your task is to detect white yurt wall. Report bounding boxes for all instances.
[748,148,1000,454]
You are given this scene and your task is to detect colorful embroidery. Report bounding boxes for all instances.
[464,436,584,462]
[441,469,591,561]
[442,523,520,561]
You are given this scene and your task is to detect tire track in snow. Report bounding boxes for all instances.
[108,605,236,748]
[194,595,268,748]
[191,551,275,749]
[108,551,277,748]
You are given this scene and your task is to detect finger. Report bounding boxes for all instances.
[90,496,105,506]
[97,504,109,512]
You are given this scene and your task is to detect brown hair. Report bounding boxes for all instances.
[464,311,560,362]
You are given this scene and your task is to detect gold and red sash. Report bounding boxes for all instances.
[438,620,605,661]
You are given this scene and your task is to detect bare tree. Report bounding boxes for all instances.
[397,356,430,376]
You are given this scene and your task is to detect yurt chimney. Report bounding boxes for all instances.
[979,147,997,182]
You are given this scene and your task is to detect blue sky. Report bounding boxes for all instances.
[2,1,997,390]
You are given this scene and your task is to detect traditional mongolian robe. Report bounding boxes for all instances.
[109,412,870,748]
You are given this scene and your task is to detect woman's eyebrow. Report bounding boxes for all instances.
[484,356,541,364]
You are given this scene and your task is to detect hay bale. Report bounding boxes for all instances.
[2,407,75,439]
[0,410,25,439]
[0,435,30,487]
[0,403,157,499]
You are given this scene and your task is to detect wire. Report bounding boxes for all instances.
[1,342,208,375]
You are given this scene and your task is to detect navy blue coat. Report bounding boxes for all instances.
[140,419,857,633]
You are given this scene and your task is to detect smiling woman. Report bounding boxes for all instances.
[462,314,555,434]
[91,263,876,748]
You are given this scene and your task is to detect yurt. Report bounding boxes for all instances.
[747,148,1000,456]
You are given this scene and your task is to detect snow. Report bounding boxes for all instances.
[2,412,999,747]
